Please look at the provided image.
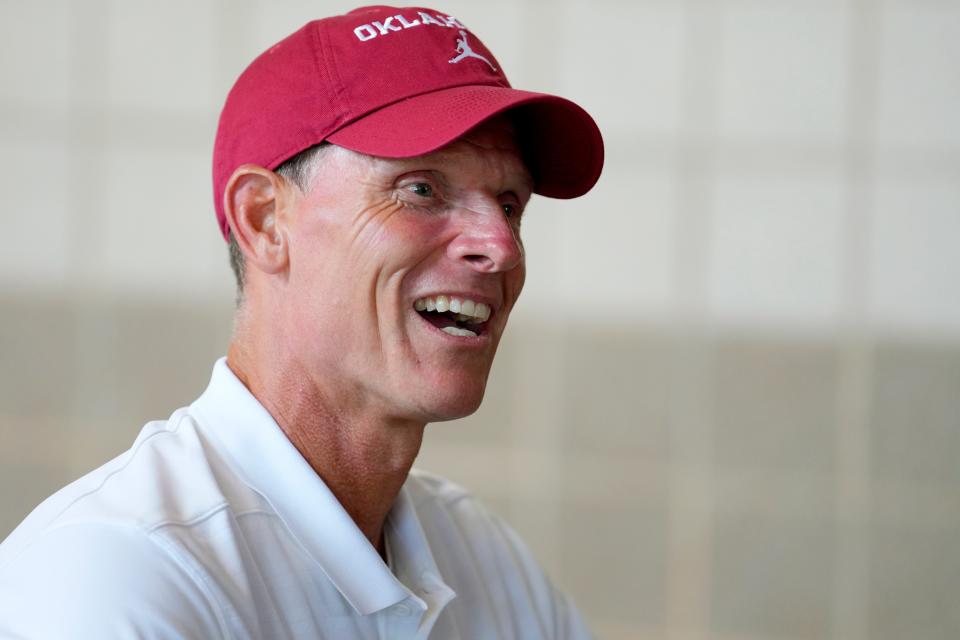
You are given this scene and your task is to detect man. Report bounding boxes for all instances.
[0,6,603,638]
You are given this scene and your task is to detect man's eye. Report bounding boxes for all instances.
[502,203,521,218]
[407,183,433,198]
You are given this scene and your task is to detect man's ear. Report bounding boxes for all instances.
[223,164,293,276]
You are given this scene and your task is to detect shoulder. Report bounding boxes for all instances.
[2,409,252,559]
[0,522,226,638]
[406,468,531,562]
[405,468,510,545]
[406,467,473,505]
[405,469,592,639]
[0,410,260,638]
[405,469,534,559]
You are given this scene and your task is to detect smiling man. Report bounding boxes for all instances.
[0,6,602,639]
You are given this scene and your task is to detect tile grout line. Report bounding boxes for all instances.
[832,0,881,638]
[663,1,724,638]
[65,0,115,477]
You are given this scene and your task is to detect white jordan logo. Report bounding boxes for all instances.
[448,30,496,71]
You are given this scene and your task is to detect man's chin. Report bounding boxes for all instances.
[409,379,489,424]
[423,402,484,424]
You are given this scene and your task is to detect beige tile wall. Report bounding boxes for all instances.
[3,1,960,638]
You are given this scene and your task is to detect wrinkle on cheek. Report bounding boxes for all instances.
[348,198,405,252]
[345,198,410,357]
[373,269,412,355]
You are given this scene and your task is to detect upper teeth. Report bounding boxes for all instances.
[414,295,491,322]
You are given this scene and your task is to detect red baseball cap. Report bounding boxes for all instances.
[212,5,604,241]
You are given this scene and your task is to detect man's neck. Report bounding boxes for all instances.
[226,341,425,557]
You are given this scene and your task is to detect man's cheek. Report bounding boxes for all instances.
[347,199,407,248]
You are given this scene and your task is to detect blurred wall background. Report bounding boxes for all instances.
[2,1,959,638]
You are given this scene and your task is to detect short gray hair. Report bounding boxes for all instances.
[227,143,330,305]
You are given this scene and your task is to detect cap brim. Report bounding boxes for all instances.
[326,85,604,199]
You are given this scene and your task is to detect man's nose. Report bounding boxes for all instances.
[447,205,524,273]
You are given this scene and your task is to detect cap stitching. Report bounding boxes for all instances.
[312,18,350,133]
[254,21,352,173]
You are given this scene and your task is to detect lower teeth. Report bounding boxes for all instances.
[441,326,478,338]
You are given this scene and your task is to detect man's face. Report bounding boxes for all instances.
[278,118,531,422]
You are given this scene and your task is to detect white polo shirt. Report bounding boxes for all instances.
[0,359,590,639]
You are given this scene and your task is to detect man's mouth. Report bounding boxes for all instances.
[414,295,492,338]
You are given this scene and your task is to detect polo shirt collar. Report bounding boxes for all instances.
[190,358,423,615]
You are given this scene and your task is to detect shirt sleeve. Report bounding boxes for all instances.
[0,523,226,640]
